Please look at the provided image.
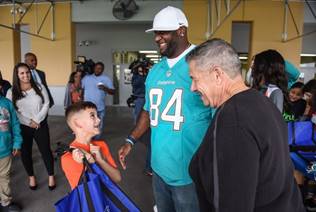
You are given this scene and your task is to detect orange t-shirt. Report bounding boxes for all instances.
[61,140,117,190]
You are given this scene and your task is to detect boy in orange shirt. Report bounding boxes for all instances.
[61,101,121,189]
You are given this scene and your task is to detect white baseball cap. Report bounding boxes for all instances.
[145,6,188,33]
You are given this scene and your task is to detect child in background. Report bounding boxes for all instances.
[300,80,316,122]
[283,82,306,122]
[61,101,121,189]
[0,96,22,212]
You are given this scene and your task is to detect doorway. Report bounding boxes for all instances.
[231,21,252,79]
[112,50,160,106]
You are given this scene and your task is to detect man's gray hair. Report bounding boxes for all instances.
[186,38,241,78]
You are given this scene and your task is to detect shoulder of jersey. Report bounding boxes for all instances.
[148,62,163,75]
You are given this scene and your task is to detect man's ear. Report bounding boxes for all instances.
[177,27,186,37]
[214,68,223,85]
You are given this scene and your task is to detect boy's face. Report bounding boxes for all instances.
[77,108,101,136]
[289,87,303,102]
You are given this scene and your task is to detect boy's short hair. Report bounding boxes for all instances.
[290,82,304,90]
[65,101,97,124]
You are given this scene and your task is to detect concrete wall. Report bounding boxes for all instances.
[302,23,316,54]
[0,3,74,85]
[74,23,157,110]
[183,0,304,67]
[231,22,251,53]
[76,23,156,71]
[304,2,316,24]
[72,0,183,23]
[0,7,16,80]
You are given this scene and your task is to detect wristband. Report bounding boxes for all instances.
[126,135,137,146]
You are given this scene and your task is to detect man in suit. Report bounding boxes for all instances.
[24,52,54,108]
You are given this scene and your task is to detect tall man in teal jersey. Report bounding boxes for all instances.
[118,6,213,211]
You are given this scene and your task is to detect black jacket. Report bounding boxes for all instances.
[36,69,54,108]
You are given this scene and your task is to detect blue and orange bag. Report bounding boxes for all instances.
[55,156,140,212]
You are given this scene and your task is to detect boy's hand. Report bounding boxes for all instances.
[72,149,95,164]
[118,143,132,170]
[90,144,103,162]
[72,149,84,163]
[12,149,20,157]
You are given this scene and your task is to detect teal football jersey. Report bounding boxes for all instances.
[144,55,213,186]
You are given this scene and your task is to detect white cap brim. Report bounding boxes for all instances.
[145,25,187,33]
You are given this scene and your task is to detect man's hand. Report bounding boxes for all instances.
[118,143,132,170]
[98,84,108,91]
[98,84,115,95]
[118,111,150,169]
[12,149,20,157]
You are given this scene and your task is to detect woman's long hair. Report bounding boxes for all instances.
[303,79,316,94]
[68,71,77,84]
[12,63,44,110]
[68,71,82,84]
[251,49,289,111]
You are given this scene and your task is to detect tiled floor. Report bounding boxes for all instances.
[10,107,154,212]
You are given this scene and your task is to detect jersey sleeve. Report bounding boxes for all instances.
[61,153,84,190]
[143,79,150,111]
[285,60,300,88]
[8,100,23,150]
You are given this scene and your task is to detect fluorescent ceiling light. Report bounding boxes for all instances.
[300,63,315,68]
[150,58,159,61]
[239,56,248,60]
[139,50,158,54]
[301,54,316,57]
[146,54,160,58]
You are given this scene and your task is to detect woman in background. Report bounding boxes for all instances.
[6,63,55,191]
[252,49,289,113]
[64,70,83,108]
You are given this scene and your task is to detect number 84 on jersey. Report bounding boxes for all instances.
[149,88,184,131]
